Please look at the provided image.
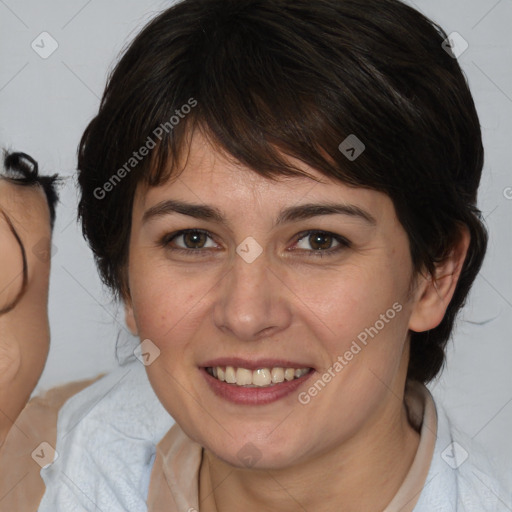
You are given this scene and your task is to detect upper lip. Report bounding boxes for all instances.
[201,357,314,371]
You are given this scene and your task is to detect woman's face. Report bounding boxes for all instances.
[0,179,52,437]
[126,131,426,469]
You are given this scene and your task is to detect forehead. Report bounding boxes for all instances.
[135,130,392,221]
[0,178,51,225]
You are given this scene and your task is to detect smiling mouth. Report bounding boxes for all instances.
[205,366,313,387]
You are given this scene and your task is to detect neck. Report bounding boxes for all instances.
[199,396,420,512]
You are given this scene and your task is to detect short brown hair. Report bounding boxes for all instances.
[77,0,488,383]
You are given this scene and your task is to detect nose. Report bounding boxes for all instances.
[213,249,293,342]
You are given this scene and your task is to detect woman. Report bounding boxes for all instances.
[0,152,73,505]
[0,151,60,443]
[3,0,512,510]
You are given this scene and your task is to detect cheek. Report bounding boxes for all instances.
[128,257,212,347]
[295,263,405,334]
[292,264,411,389]
[0,332,21,383]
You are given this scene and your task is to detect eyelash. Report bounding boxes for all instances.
[159,229,351,258]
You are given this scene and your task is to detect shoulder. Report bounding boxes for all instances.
[453,421,512,511]
[0,376,101,512]
[414,394,512,512]
[38,360,174,512]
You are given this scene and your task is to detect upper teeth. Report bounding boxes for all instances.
[208,366,310,387]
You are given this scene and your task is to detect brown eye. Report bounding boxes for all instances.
[161,229,218,252]
[309,232,334,250]
[293,230,351,256]
[182,230,208,249]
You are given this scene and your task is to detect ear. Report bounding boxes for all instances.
[124,300,138,336]
[408,225,470,333]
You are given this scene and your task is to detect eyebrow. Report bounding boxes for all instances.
[142,199,377,227]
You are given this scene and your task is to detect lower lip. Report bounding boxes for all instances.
[201,367,315,405]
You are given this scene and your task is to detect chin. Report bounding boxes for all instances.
[205,433,307,471]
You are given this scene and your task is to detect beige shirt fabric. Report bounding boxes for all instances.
[147,380,438,512]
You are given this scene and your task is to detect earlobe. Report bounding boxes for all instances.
[408,225,471,333]
[124,302,138,336]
